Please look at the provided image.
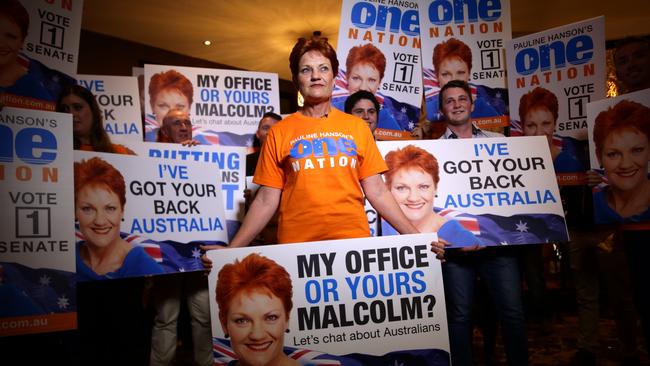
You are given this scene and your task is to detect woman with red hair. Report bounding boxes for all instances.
[383,145,481,248]
[331,43,405,132]
[424,38,503,123]
[74,157,163,280]
[592,100,650,223]
[518,87,583,173]
[216,253,299,366]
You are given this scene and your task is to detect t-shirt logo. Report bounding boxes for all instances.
[289,134,358,172]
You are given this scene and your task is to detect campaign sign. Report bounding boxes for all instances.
[586,88,650,225]
[0,107,76,336]
[144,65,279,148]
[130,142,247,239]
[77,75,143,145]
[506,17,606,185]
[377,137,568,246]
[334,0,423,140]
[0,1,80,111]
[73,151,228,281]
[208,233,450,365]
[419,0,512,129]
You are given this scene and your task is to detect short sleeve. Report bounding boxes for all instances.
[252,127,285,189]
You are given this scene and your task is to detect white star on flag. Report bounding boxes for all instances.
[400,107,407,113]
[246,138,253,147]
[57,296,70,309]
[408,121,414,130]
[500,241,509,246]
[179,267,186,272]
[192,247,201,259]
[39,275,51,286]
[515,220,529,232]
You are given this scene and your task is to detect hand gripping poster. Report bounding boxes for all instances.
[207,233,451,365]
[506,17,606,186]
[0,0,80,111]
[144,65,280,149]
[130,142,247,240]
[377,137,569,246]
[334,0,423,140]
[0,107,76,336]
[77,75,144,145]
[73,151,228,281]
[586,88,650,225]
[419,0,512,129]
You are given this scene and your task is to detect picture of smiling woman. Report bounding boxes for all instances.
[0,0,75,103]
[518,87,584,173]
[216,253,299,366]
[74,157,164,280]
[332,44,407,132]
[383,145,482,248]
[592,100,650,224]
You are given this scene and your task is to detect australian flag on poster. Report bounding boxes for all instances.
[75,227,225,274]
[213,338,450,366]
[331,69,419,132]
[0,262,76,318]
[144,114,254,147]
[383,207,568,247]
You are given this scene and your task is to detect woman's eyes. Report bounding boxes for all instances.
[266,314,279,321]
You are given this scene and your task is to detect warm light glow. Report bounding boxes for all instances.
[203,40,212,46]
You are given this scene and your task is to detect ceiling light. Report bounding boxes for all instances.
[203,40,212,46]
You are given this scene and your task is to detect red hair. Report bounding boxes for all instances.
[518,87,559,123]
[148,69,194,108]
[593,100,650,159]
[384,145,440,187]
[433,38,472,76]
[74,157,126,208]
[0,0,29,38]
[216,253,293,327]
[289,37,339,83]
[346,43,386,80]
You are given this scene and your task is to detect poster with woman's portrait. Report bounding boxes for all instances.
[334,0,423,140]
[506,17,606,185]
[76,75,143,146]
[207,233,451,365]
[0,0,80,111]
[73,151,228,281]
[586,88,650,225]
[419,0,512,129]
[377,137,568,246]
[143,64,280,149]
[0,107,76,336]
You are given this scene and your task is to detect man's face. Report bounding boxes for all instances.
[440,87,474,126]
[162,110,192,143]
[615,42,650,92]
[350,99,378,133]
[256,117,279,145]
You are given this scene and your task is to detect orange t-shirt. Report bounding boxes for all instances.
[253,108,387,244]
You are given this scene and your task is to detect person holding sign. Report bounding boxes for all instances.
[74,157,164,280]
[344,90,379,138]
[216,253,299,366]
[202,37,422,253]
[157,108,199,145]
[383,144,481,249]
[332,43,402,132]
[149,109,213,366]
[438,80,528,366]
[0,0,75,104]
[592,100,650,223]
[613,37,650,94]
[57,85,135,154]
[519,87,583,173]
[425,38,502,124]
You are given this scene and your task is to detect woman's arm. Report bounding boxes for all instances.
[360,174,419,235]
[228,186,282,248]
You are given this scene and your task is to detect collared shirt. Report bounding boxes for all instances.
[440,123,504,139]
